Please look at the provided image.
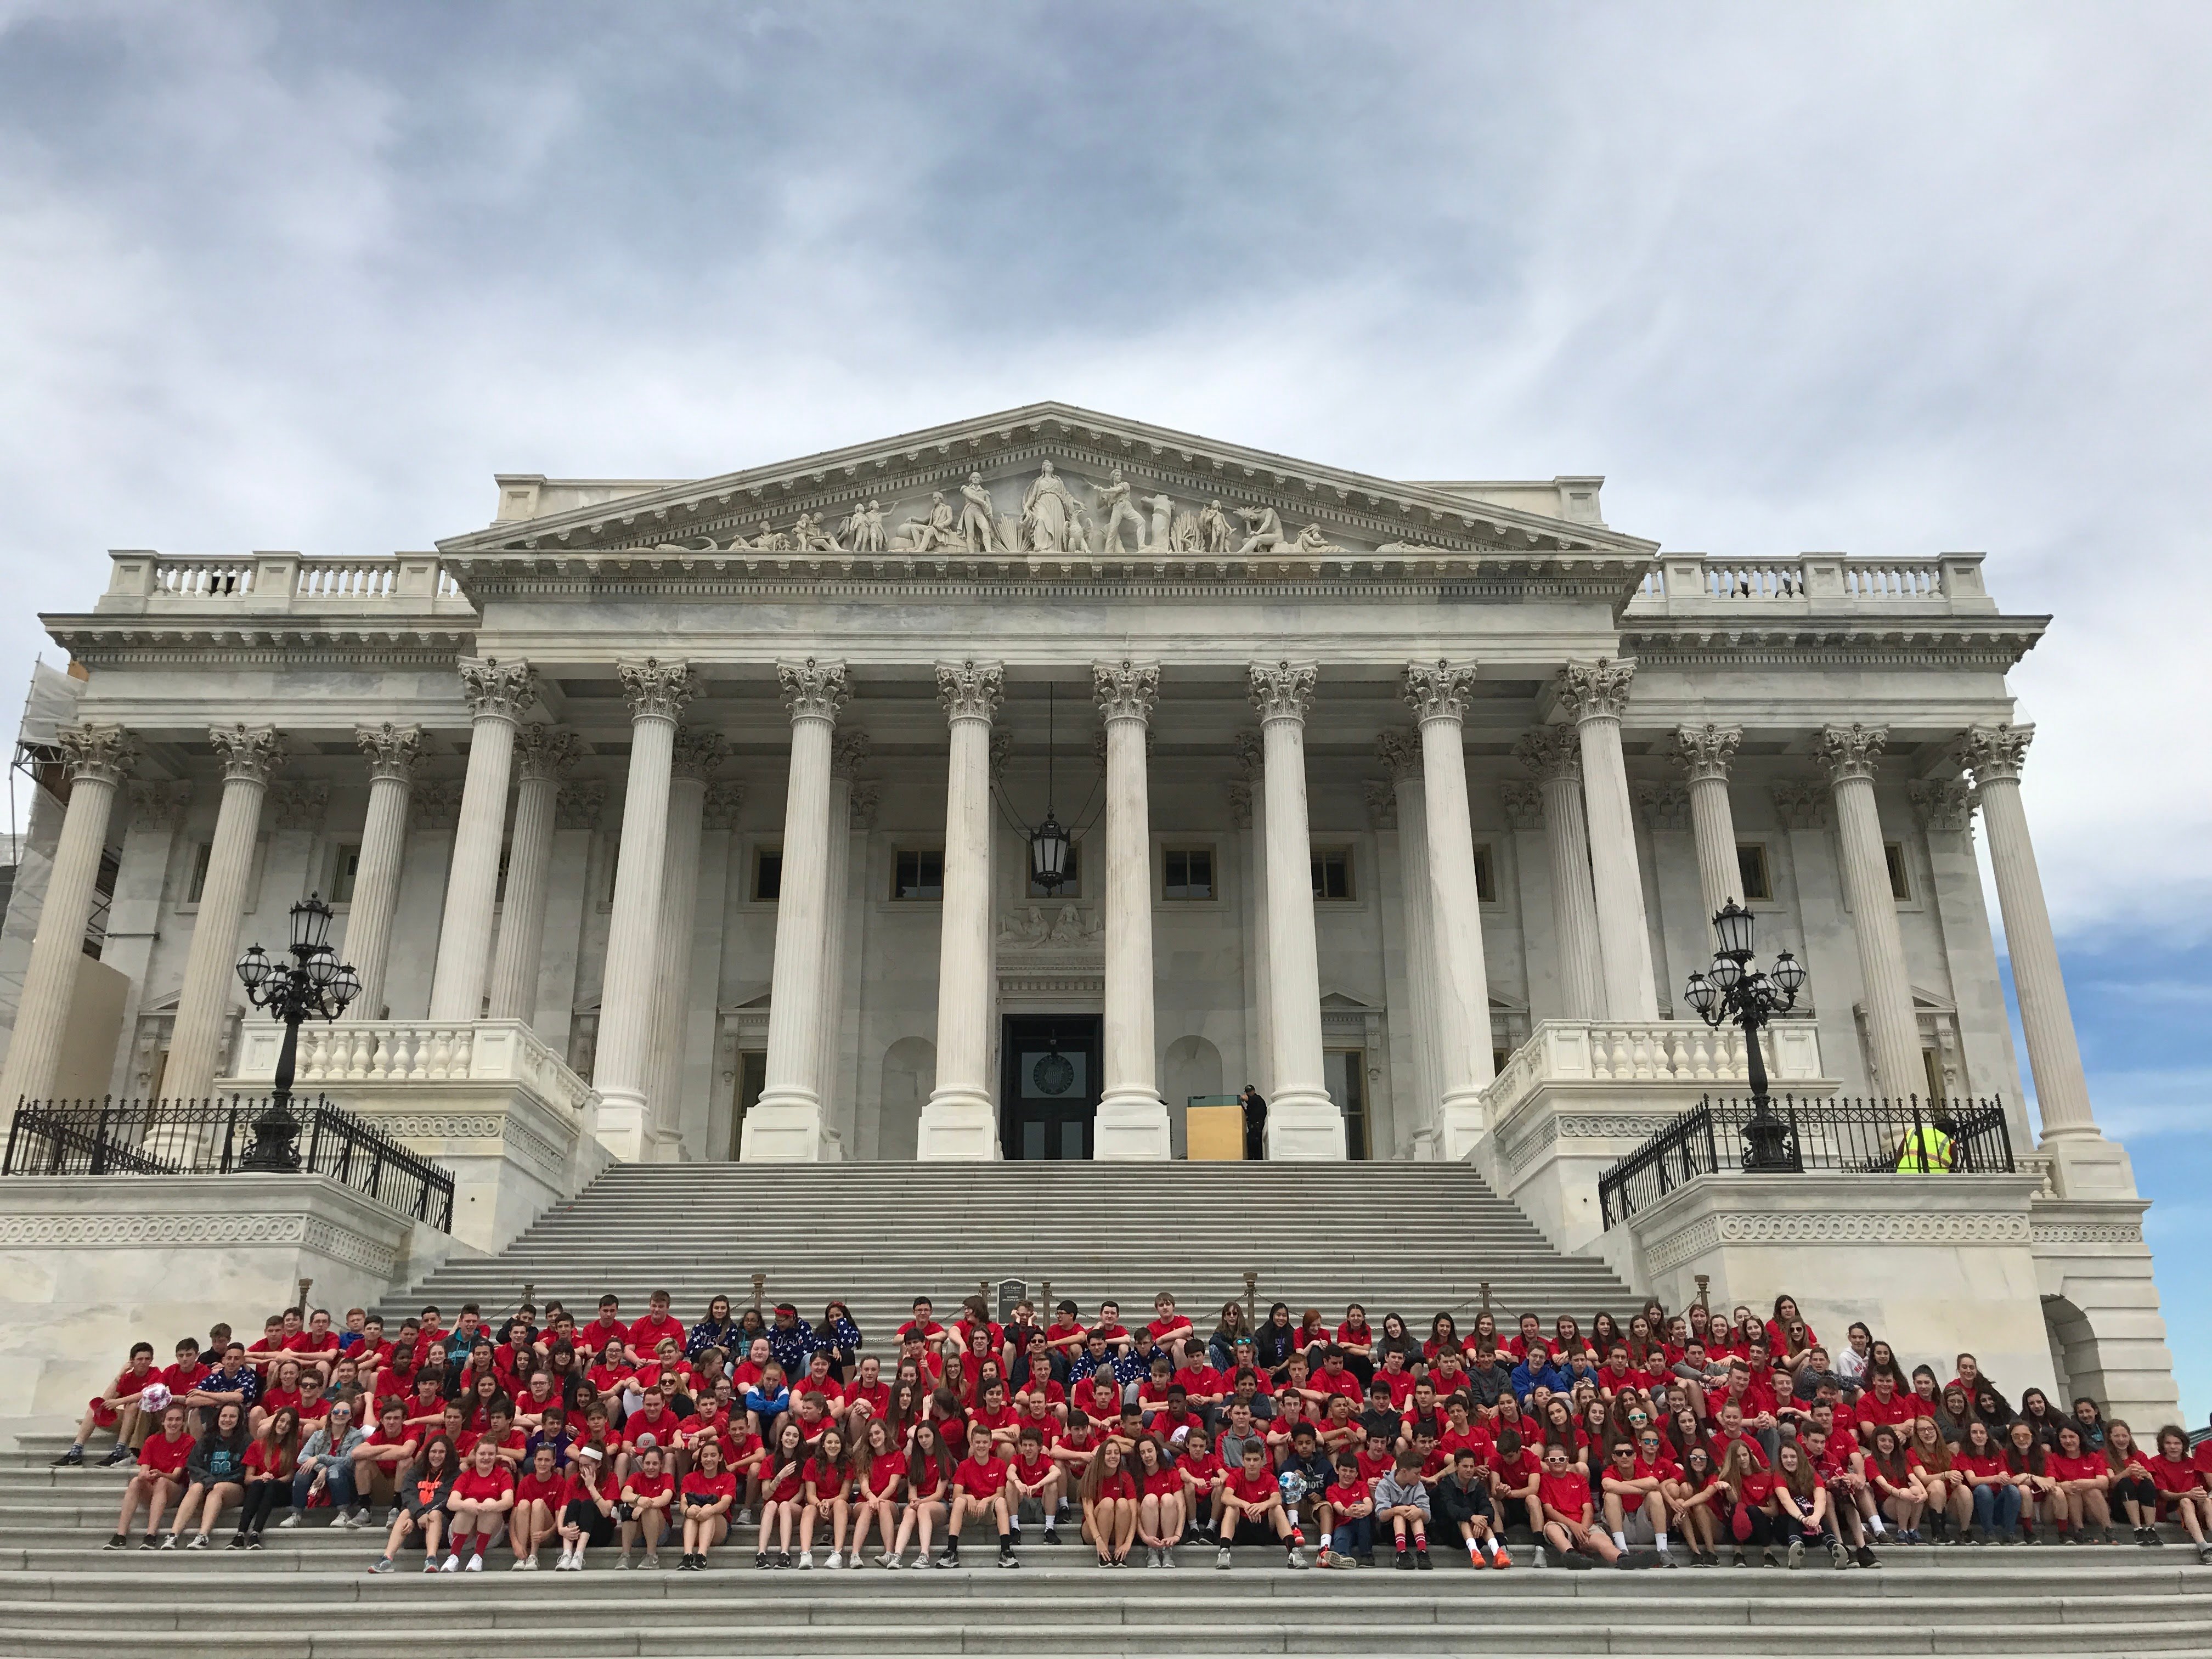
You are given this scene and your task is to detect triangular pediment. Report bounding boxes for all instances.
[437,402,1655,563]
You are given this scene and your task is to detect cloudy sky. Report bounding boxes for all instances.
[3,4,2207,1411]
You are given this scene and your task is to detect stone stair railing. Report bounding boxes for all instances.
[1481,1017,1827,1120]
[228,1017,597,1118]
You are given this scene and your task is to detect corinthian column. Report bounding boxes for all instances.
[744,659,848,1161]
[1961,724,2101,1142]
[1820,723,1923,1099]
[1673,723,1745,930]
[1403,661,1496,1160]
[1377,731,1441,1145]
[916,659,1003,1160]
[815,731,868,1138]
[1515,726,1605,1021]
[592,658,697,1160]
[345,723,422,1022]
[428,657,537,1020]
[644,727,721,1155]
[1555,659,1657,1020]
[486,726,578,1023]
[1249,661,1343,1159]
[166,725,286,1099]
[1093,660,1170,1159]
[0,724,134,1107]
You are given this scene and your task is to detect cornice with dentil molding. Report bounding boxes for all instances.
[210,724,287,786]
[1818,722,1888,785]
[1554,657,1635,721]
[1093,659,1160,724]
[1402,659,1475,725]
[1249,660,1316,724]
[936,658,1003,723]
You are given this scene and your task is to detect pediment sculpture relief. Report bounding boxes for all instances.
[996,904,1103,949]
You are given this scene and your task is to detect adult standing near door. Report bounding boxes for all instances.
[1239,1085,1268,1161]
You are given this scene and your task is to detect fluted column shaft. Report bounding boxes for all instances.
[1405,663,1495,1161]
[1250,662,1341,1159]
[1674,723,1745,928]
[1517,729,1605,1022]
[815,762,857,1136]
[345,724,421,1022]
[486,727,576,1024]
[745,660,847,1161]
[1964,725,2097,1138]
[1094,662,1170,1159]
[643,734,716,1155]
[166,725,286,1099]
[429,658,536,1020]
[1380,735,1441,1154]
[1821,723,1924,1098]
[0,725,134,1107]
[1558,661,1658,1020]
[592,659,696,1160]
[917,660,1003,1160]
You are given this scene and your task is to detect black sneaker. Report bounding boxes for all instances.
[1415,1548,1432,1571]
[755,1551,769,1569]
[998,1543,1018,1569]
[52,1445,83,1468]
[247,1535,264,1551]
[102,1534,127,1551]
[944,1540,960,1566]
[1043,1525,1060,1547]
[101,1445,136,1468]
[225,1534,247,1551]
[1857,1544,1877,1568]
[1395,1549,1414,1571]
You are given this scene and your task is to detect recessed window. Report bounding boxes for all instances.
[1163,847,1214,901]
[1473,844,1498,904]
[1736,844,1773,904]
[893,849,945,901]
[752,847,783,903]
[326,842,362,905]
[1029,839,1081,899]
[1311,848,1354,901]
[494,842,511,904]
[185,842,213,904]
[1883,842,1912,903]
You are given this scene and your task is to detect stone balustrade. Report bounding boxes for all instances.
[99,551,469,616]
[1481,1017,1825,1120]
[1624,552,1996,619]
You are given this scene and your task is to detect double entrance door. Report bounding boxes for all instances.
[1000,1014,1101,1160]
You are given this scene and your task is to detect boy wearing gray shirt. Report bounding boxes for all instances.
[1372,1451,1433,1570]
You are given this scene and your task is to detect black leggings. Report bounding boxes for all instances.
[1733,1504,1774,1548]
[2113,1475,2158,1519]
[234,1480,289,1536]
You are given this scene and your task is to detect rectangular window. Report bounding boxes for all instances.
[1162,847,1215,901]
[1028,839,1081,899]
[1472,844,1498,904]
[1310,847,1354,901]
[1736,843,1773,904]
[1883,841,1912,902]
[326,842,362,905]
[752,847,783,903]
[185,842,213,904]
[893,848,945,901]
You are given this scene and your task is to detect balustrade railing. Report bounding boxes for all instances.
[230,1018,599,1119]
[154,560,256,597]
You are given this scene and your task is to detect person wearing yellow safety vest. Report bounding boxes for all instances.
[1894,1120,1954,1173]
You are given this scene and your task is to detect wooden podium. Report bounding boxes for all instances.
[1184,1098,1245,1161]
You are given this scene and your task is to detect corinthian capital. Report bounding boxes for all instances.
[1554,657,1635,722]
[1671,722,1742,784]
[1500,780,1544,831]
[622,657,702,723]
[356,721,425,785]
[1513,724,1582,785]
[210,723,287,786]
[1248,660,1316,725]
[1958,722,2033,785]
[1375,729,1421,785]
[1818,721,1888,786]
[128,779,192,832]
[831,730,873,779]
[1909,776,1977,833]
[1093,660,1160,725]
[457,656,539,722]
[777,657,848,723]
[55,722,136,786]
[672,727,727,781]
[703,778,748,828]
[1402,659,1476,725]
[936,658,1003,724]
[514,725,583,785]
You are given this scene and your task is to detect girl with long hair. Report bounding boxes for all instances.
[1421,1312,1460,1371]
[373,1432,456,1573]
[1907,1417,1968,1541]
[1672,1442,1726,1565]
[1132,1434,1185,1566]
[848,1418,904,1566]
[228,1405,300,1549]
[888,1420,952,1568]
[676,1437,735,1569]
[798,1425,851,1568]
[513,1441,568,1567]
[1590,1312,1623,1360]
[2004,1419,2058,1538]
[1955,1420,2019,1543]
[164,1401,249,1550]
[2103,1421,2160,1542]
[1540,1398,1586,1476]
[1866,1338,1910,1394]
[1866,1425,1925,1542]
[754,1419,808,1568]
[1718,1438,1779,1567]
[1081,1437,1141,1566]
[1938,1384,1976,1445]
[1771,1438,1843,1568]
[2149,1425,2212,1561]
[2045,1421,2113,1543]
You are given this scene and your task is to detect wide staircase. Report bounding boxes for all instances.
[9,1161,2209,1655]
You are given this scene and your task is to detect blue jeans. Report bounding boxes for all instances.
[294,1463,356,1513]
[1329,1516,1373,1558]
[1972,1483,2022,1533]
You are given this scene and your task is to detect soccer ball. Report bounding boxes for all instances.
[633,1432,658,1451]
[1277,1469,1308,1505]
[140,1383,173,1413]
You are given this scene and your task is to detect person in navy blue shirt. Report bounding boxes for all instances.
[1510,1348,1567,1404]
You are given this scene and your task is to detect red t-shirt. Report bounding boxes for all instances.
[623,1410,680,1451]
[627,1314,684,1353]
[1182,1452,1223,1487]
[1858,1391,1920,1429]
[1537,1472,1590,1519]
[1357,1448,1397,1483]
[516,1471,566,1505]
[1736,1470,1777,1505]
[576,1318,628,1357]
[1313,1369,1363,1404]
[585,1363,633,1397]
[563,1468,611,1508]
[1141,1465,1183,1499]
[681,1470,737,1506]
[760,1460,806,1503]
[1173,1365,1224,1400]
[954,1456,1009,1499]
[862,1458,904,1498]
[1633,1453,1683,1483]
[286,1331,340,1359]
[1009,1452,1054,1488]
[2047,1452,2107,1483]
[625,1470,674,1503]
[1090,1466,1138,1502]
[807,1455,849,1496]
[453,1468,513,1503]
[2148,1455,2204,1496]
[243,1440,289,1479]
[1492,1448,1542,1489]
[1226,1467,1278,1505]
[845,1380,892,1419]
[1440,1426,1491,1463]
[1146,1316,1194,1344]
[138,1431,192,1477]
[1710,1430,1770,1469]
[1954,1449,2008,1480]
[1044,1319,1086,1350]
[1325,1478,1370,1513]
[1376,1372,1417,1410]
[161,1360,213,1396]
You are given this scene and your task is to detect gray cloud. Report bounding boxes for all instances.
[2,1,2208,933]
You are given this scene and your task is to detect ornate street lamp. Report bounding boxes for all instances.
[1684,899,1808,1172]
[1012,682,1073,893]
[235,894,360,1171]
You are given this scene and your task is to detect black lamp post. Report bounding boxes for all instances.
[235,894,361,1172]
[1683,899,1808,1173]
[1025,683,1072,894]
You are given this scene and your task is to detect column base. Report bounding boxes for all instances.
[592,1092,648,1163]
[740,1089,831,1163]
[1438,1095,1488,1164]
[2041,1129,2138,1200]
[916,1087,1000,1161]
[1263,1089,1346,1161]
[1094,1088,1171,1161]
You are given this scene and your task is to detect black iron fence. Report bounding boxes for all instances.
[3,1095,455,1232]
[1598,1094,2015,1231]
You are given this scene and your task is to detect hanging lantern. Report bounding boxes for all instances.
[1030,811,1070,891]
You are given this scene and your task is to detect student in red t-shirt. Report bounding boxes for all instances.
[106,1402,193,1549]
[1131,1434,1186,1566]
[1216,1440,1308,1569]
[1147,1293,1195,1368]
[797,1425,854,1568]
[948,1423,1019,1568]
[753,1419,808,1568]
[2148,1425,2212,1561]
[847,1419,906,1566]
[1954,1420,2019,1544]
[1317,1449,1376,1568]
[1079,1437,1141,1566]
[1004,1424,1063,1548]
[1491,1427,1544,1534]
[674,1438,736,1571]
[2045,1423,2113,1542]
[1598,1438,1673,1561]
[1534,1439,1620,1566]
[611,1443,673,1569]
[890,1419,955,1567]
[60,1341,163,1468]
[510,1443,566,1569]
[1717,1440,1779,1567]
[441,1438,516,1572]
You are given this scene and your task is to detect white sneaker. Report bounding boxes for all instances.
[522,1555,538,1571]
[509,1557,529,1570]
[825,1551,844,1570]
[438,1555,460,1573]
[464,1555,483,1572]
[798,1550,814,1570]
[157,1535,177,1551]
[884,1553,904,1570]
[278,1513,301,1529]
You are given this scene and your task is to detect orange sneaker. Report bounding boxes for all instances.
[1490,1547,1513,1569]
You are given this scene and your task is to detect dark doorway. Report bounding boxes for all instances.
[1001,1014,1102,1160]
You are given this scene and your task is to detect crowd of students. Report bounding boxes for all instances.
[60,1287,2212,1575]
